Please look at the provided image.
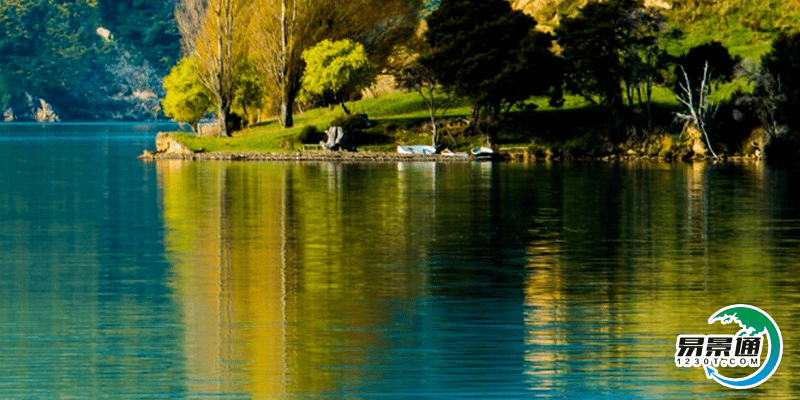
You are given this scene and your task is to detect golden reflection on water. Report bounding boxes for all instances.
[520,161,799,399]
[158,161,438,398]
[157,160,800,399]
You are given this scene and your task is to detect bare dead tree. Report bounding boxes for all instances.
[394,61,456,150]
[251,0,321,128]
[735,61,787,139]
[750,73,785,138]
[675,62,718,159]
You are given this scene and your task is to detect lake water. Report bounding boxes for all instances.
[0,123,799,399]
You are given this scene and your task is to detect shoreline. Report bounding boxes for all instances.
[138,132,765,163]
[138,149,477,162]
[138,147,764,163]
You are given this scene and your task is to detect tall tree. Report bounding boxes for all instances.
[394,59,452,149]
[557,0,671,131]
[251,0,315,128]
[250,0,423,128]
[760,32,800,130]
[423,0,562,144]
[675,41,739,101]
[176,0,249,137]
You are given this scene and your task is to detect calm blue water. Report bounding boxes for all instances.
[0,123,799,399]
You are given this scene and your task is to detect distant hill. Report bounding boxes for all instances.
[0,0,179,121]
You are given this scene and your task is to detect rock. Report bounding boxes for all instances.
[138,149,154,160]
[35,98,60,122]
[5,92,61,122]
[321,126,347,151]
[155,132,194,156]
[685,125,707,156]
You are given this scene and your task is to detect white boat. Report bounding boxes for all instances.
[441,149,469,158]
[397,145,437,155]
[471,147,495,160]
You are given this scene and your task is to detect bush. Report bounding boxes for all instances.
[331,114,370,134]
[298,125,324,144]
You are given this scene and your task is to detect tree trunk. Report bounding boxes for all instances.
[218,101,231,137]
[340,101,350,115]
[279,98,293,128]
[469,104,480,128]
[431,122,438,150]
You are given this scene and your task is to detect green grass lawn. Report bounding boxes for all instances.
[174,91,474,152]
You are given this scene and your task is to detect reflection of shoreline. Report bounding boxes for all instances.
[154,160,797,398]
[156,161,437,397]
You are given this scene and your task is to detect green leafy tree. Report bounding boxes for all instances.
[557,0,672,132]
[557,0,628,108]
[233,60,266,126]
[251,0,423,128]
[422,0,563,144]
[162,57,214,133]
[762,32,800,130]
[300,39,377,115]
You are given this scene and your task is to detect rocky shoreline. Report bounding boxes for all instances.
[139,149,481,162]
[138,132,766,163]
[138,133,477,162]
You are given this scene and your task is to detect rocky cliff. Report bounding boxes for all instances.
[4,93,61,123]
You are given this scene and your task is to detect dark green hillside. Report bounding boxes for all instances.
[98,0,180,72]
[0,0,178,121]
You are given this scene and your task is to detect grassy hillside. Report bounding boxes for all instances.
[515,0,794,60]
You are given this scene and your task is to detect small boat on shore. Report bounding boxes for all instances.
[397,145,437,155]
[471,146,495,161]
[441,149,469,158]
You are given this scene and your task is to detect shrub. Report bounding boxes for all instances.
[298,125,325,144]
[331,114,369,134]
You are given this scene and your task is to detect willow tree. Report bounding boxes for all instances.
[251,0,422,128]
[176,0,250,137]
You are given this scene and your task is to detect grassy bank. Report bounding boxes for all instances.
[169,87,728,160]
[170,57,766,160]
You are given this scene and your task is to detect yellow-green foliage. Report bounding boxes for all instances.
[162,57,213,131]
[300,39,378,103]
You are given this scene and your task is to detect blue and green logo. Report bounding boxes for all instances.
[675,304,782,389]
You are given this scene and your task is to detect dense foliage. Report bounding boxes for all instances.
[0,0,179,119]
[675,41,739,99]
[423,0,562,142]
[162,57,213,133]
[98,0,180,72]
[0,0,105,113]
[557,0,671,110]
[761,32,800,130]
[301,39,377,115]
